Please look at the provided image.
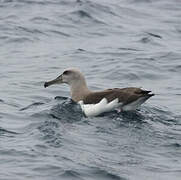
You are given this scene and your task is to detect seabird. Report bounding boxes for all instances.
[44,68,154,116]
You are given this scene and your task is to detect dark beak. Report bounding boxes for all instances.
[44,75,63,88]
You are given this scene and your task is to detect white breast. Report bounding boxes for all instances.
[78,98,122,117]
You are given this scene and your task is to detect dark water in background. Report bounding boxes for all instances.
[0,0,181,179]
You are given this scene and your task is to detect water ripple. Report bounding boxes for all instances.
[0,0,181,179]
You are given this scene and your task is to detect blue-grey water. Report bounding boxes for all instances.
[0,0,181,179]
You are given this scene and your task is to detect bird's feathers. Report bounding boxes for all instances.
[83,87,154,105]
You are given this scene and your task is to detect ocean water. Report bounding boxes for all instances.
[0,0,181,179]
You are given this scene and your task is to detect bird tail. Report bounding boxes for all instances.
[140,90,155,97]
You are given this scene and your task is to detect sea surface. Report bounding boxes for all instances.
[0,0,181,179]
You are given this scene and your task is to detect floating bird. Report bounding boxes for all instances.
[44,68,154,116]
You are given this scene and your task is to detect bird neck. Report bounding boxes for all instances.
[70,79,91,102]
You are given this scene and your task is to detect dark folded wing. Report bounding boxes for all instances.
[83,87,154,105]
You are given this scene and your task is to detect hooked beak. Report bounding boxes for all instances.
[44,74,63,88]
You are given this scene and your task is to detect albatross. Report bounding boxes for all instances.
[44,68,154,117]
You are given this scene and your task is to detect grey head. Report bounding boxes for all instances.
[44,68,86,87]
[44,68,90,102]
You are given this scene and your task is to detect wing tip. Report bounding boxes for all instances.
[148,93,155,97]
[141,90,155,97]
